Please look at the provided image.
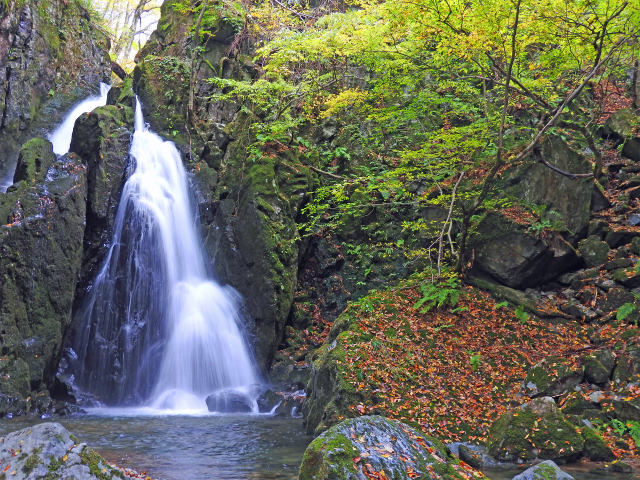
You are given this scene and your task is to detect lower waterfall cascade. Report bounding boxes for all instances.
[66,98,260,413]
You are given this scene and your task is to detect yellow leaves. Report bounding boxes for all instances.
[321,89,368,119]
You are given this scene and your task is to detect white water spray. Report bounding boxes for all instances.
[71,99,259,414]
[48,82,110,155]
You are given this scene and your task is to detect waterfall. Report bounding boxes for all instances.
[69,98,259,413]
[48,83,111,155]
[0,83,110,192]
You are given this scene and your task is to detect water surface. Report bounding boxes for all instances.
[0,414,311,480]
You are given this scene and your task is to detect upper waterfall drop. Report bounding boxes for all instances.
[48,83,111,155]
[69,98,260,413]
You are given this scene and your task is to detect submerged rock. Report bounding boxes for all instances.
[298,415,487,480]
[511,460,574,480]
[206,390,255,413]
[0,422,141,479]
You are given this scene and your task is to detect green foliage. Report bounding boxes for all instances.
[610,419,640,448]
[467,351,482,371]
[514,305,530,324]
[617,302,638,322]
[413,275,461,313]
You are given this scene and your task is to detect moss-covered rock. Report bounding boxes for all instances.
[0,422,139,479]
[0,0,110,186]
[299,416,487,480]
[68,103,134,284]
[302,317,365,435]
[0,152,87,413]
[13,137,56,184]
[523,356,583,398]
[487,397,585,463]
[577,235,610,268]
[581,349,615,385]
[581,426,615,461]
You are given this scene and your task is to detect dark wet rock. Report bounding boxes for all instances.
[511,460,574,480]
[206,389,254,413]
[69,103,134,283]
[471,212,579,289]
[299,415,486,480]
[0,422,139,479]
[257,388,305,417]
[613,346,640,385]
[577,235,610,268]
[456,444,499,470]
[13,137,56,184]
[0,153,87,414]
[0,0,110,184]
[605,228,639,248]
[487,397,587,463]
[622,137,640,162]
[582,349,615,385]
[631,237,640,255]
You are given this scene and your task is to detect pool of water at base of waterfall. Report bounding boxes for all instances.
[0,415,634,480]
[0,414,311,480]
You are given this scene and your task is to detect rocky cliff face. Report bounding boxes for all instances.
[0,0,111,188]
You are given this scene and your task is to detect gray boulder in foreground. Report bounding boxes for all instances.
[0,422,139,479]
[512,460,574,480]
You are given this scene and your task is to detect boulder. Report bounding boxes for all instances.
[523,357,583,398]
[0,0,110,188]
[600,108,636,144]
[471,212,579,289]
[582,350,615,385]
[299,416,487,480]
[206,389,255,413]
[577,235,610,268]
[504,135,595,236]
[511,460,574,480]
[0,422,139,479]
[612,266,640,288]
[487,397,585,463]
[622,137,640,162]
[13,137,56,184]
[0,152,87,413]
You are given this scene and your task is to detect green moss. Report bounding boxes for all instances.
[22,448,42,475]
[80,448,125,480]
[582,426,614,461]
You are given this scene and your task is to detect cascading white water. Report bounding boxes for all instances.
[70,98,259,413]
[0,83,110,192]
[48,82,111,155]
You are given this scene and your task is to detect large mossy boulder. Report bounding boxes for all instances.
[0,151,87,414]
[299,416,487,480]
[0,0,111,185]
[486,397,610,463]
[0,422,139,479]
